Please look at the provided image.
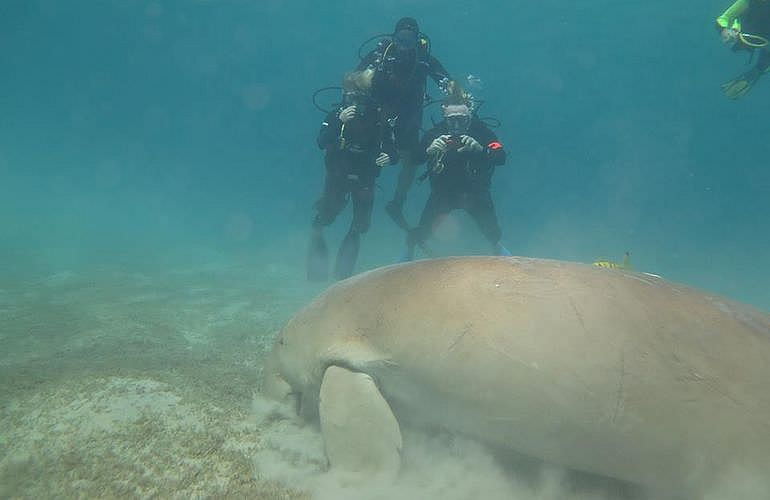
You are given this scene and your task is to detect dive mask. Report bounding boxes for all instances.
[343,91,372,111]
[445,113,471,135]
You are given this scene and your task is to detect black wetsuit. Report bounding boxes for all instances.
[741,0,770,40]
[408,118,506,251]
[357,38,450,156]
[744,1,770,69]
[314,105,397,233]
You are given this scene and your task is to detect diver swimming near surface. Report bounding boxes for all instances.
[401,83,510,262]
[716,0,770,99]
[307,70,398,282]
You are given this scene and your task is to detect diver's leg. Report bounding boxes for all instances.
[389,150,418,211]
[308,157,348,281]
[402,191,447,262]
[334,180,373,280]
[466,190,509,256]
[758,48,770,73]
[307,223,329,281]
[386,113,421,226]
[319,365,402,482]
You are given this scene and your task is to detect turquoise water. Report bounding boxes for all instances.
[1,1,768,497]
[2,0,768,308]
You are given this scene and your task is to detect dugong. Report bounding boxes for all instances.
[261,256,770,495]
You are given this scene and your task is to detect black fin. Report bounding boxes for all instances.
[334,230,361,281]
[307,228,329,282]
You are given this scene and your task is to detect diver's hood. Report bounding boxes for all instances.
[393,28,418,51]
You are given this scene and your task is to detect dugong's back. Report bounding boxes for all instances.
[320,257,770,491]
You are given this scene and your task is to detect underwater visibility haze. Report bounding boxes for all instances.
[1,0,768,498]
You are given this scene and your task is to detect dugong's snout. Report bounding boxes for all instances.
[260,337,299,409]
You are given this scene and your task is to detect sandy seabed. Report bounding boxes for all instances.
[1,256,767,499]
[0,257,643,500]
[0,259,318,499]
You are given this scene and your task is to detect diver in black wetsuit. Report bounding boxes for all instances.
[356,17,452,229]
[308,70,398,282]
[402,94,510,262]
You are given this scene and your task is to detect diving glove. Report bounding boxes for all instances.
[721,67,762,99]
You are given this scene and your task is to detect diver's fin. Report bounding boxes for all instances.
[398,245,414,263]
[307,228,329,282]
[334,230,360,281]
[400,242,435,261]
[399,228,420,263]
[494,242,512,256]
[721,68,761,99]
[319,365,402,482]
[417,241,435,258]
[386,202,436,258]
[622,251,633,270]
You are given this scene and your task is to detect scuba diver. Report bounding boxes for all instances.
[308,70,398,281]
[356,17,453,230]
[716,0,770,99]
[401,85,511,262]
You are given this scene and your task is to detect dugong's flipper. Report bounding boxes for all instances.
[319,366,402,481]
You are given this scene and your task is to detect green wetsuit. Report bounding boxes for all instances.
[717,0,770,39]
[717,0,770,98]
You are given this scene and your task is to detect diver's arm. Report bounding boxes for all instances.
[427,56,452,91]
[487,140,506,167]
[716,0,749,31]
[478,126,506,167]
[317,111,342,149]
[758,49,770,72]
